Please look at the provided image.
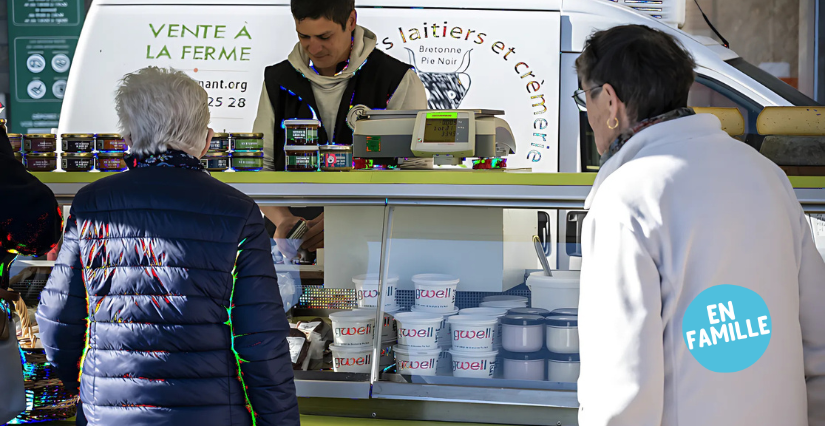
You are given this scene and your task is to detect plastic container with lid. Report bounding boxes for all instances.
[96,134,128,152]
[62,153,95,172]
[459,307,509,348]
[411,305,459,346]
[232,151,264,171]
[209,133,231,152]
[329,344,372,373]
[501,350,548,381]
[450,349,498,378]
[480,295,529,309]
[508,307,553,317]
[526,270,580,312]
[353,308,399,342]
[320,144,353,171]
[394,311,443,349]
[25,152,57,172]
[353,274,399,310]
[61,134,95,153]
[8,134,22,152]
[546,315,579,354]
[23,134,57,152]
[548,308,579,317]
[284,119,321,146]
[547,352,580,383]
[231,133,264,151]
[97,152,127,172]
[285,145,319,172]
[394,345,440,376]
[501,314,545,353]
[412,274,459,313]
[201,151,230,171]
[329,311,375,348]
[448,315,497,351]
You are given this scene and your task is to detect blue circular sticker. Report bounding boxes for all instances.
[682,284,772,373]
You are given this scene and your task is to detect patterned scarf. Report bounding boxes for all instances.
[125,150,207,174]
[600,107,696,166]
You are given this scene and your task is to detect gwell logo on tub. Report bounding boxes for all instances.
[416,288,453,299]
[357,289,380,300]
[454,328,492,340]
[682,284,772,373]
[453,360,489,371]
[400,327,435,338]
[335,324,374,336]
[399,358,436,370]
[334,354,372,368]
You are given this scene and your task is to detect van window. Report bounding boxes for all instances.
[580,75,766,172]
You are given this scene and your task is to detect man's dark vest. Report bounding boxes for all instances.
[264,48,412,171]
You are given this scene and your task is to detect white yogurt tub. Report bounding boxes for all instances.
[354,308,399,342]
[353,274,399,310]
[501,314,545,353]
[394,311,443,349]
[459,307,509,348]
[412,274,459,313]
[546,315,579,354]
[330,345,373,373]
[448,315,497,351]
[527,270,580,312]
[329,311,375,347]
[437,349,453,376]
[450,349,498,378]
[395,345,440,376]
[501,350,547,381]
[547,352,580,383]
[412,305,459,345]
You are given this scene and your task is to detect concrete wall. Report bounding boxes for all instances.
[683,0,800,84]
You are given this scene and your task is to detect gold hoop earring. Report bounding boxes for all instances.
[607,117,619,130]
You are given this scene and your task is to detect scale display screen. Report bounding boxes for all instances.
[422,112,470,143]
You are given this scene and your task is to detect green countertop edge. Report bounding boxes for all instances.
[29,172,825,189]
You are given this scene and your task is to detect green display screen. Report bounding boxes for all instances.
[423,118,458,143]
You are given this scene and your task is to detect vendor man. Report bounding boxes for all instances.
[253,0,427,250]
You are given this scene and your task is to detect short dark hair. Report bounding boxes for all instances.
[575,25,696,122]
[291,0,355,31]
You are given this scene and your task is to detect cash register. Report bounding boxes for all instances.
[347,106,516,166]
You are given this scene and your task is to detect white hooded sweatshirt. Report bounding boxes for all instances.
[253,26,427,170]
[578,113,825,426]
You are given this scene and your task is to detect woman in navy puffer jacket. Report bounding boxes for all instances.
[37,67,300,426]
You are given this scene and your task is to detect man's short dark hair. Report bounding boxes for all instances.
[291,0,356,31]
[575,25,697,122]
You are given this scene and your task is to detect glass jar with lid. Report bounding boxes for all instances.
[319,144,353,171]
[285,146,319,172]
[23,134,57,152]
[25,152,57,172]
[231,151,264,171]
[97,152,127,172]
[284,119,321,146]
[8,134,22,152]
[62,153,95,172]
[201,151,230,171]
[62,134,95,153]
[231,133,264,151]
[209,133,231,152]
[96,134,128,152]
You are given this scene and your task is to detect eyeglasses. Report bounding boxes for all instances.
[572,84,603,111]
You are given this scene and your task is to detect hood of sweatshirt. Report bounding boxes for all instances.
[288,25,376,89]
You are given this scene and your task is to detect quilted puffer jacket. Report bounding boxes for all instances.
[37,164,300,426]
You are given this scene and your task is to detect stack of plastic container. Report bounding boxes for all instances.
[545,308,580,383]
[352,273,400,371]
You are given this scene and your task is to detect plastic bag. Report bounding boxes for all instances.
[276,272,302,313]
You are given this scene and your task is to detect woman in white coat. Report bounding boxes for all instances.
[575,25,825,426]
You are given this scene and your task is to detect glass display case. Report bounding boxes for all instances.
[12,171,825,426]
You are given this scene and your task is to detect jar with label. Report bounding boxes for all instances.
[284,119,321,146]
[320,145,353,171]
[201,151,230,171]
[209,133,231,152]
[231,133,264,151]
[62,134,95,153]
[25,152,57,172]
[96,134,128,152]
[23,134,57,152]
[62,153,95,172]
[8,134,22,152]
[231,151,264,171]
[13,152,23,163]
[97,152,127,172]
[285,146,319,172]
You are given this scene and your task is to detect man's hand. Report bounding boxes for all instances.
[273,216,305,240]
[0,288,20,304]
[301,213,324,252]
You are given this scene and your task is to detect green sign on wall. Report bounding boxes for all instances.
[7,0,85,134]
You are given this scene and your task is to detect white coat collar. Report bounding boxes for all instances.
[584,113,724,209]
